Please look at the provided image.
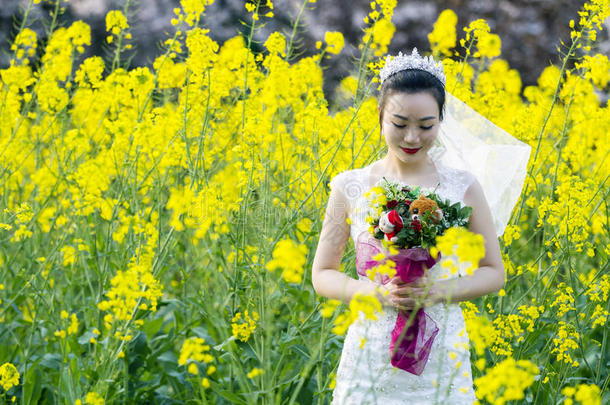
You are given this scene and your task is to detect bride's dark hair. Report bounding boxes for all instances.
[377,69,446,128]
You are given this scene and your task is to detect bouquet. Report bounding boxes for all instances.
[365,178,472,250]
[355,177,472,375]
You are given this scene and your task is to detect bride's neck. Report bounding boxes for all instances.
[379,153,435,178]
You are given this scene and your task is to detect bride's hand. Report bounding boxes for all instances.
[386,275,439,311]
[373,283,395,308]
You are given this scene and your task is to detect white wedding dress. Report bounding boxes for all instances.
[328,160,478,405]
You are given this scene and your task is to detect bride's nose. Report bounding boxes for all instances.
[403,127,419,143]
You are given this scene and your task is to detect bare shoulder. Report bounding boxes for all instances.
[462,176,493,228]
[463,175,486,208]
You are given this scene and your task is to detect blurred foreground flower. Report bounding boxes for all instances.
[266,238,308,283]
[320,292,383,335]
[474,357,538,404]
[431,227,485,276]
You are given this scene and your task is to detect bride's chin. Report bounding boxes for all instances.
[396,151,423,161]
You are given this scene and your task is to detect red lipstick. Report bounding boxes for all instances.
[401,147,421,154]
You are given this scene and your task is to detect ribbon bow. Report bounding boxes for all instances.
[355,230,440,375]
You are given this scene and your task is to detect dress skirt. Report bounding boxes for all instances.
[330,298,477,405]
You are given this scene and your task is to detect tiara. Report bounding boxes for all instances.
[379,48,446,87]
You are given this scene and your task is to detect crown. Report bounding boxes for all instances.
[379,48,446,87]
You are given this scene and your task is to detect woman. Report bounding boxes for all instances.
[311,49,506,404]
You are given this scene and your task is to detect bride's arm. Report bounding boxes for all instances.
[428,178,505,305]
[311,184,386,305]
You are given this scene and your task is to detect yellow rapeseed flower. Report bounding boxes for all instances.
[180,0,215,26]
[590,304,609,328]
[575,54,610,89]
[339,75,358,96]
[361,17,395,57]
[231,310,259,342]
[428,9,457,57]
[187,363,199,375]
[474,357,538,404]
[331,292,382,335]
[0,363,20,391]
[84,392,104,405]
[105,10,128,35]
[178,337,214,366]
[550,282,576,317]
[75,56,105,88]
[551,321,580,367]
[584,274,609,303]
[475,33,501,58]
[247,368,263,378]
[502,224,521,246]
[562,383,602,405]
[265,238,308,283]
[431,227,485,275]
[11,28,37,63]
[324,31,345,55]
[463,19,489,42]
[320,299,342,318]
[264,32,286,57]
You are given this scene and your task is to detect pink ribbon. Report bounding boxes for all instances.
[355,231,440,375]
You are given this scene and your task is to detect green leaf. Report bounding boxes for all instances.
[23,364,43,404]
[39,353,62,371]
[209,381,249,404]
[143,316,164,337]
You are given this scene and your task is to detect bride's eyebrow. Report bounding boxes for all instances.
[393,114,436,121]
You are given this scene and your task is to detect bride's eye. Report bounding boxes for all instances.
[392,123,433,130]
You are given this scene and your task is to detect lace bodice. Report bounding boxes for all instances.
[328,160,478,405]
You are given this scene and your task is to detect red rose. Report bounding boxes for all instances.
[387,200,398,209]
[410,218,422,232]
[404,200,412,206]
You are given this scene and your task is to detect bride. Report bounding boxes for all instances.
[311,48,526,404]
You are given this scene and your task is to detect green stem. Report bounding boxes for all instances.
[285,0,309,63]
[594,200,609,384]
[111,0,132,71]
[123,352,129,404]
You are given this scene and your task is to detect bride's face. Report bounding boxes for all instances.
[378,91,440,163]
